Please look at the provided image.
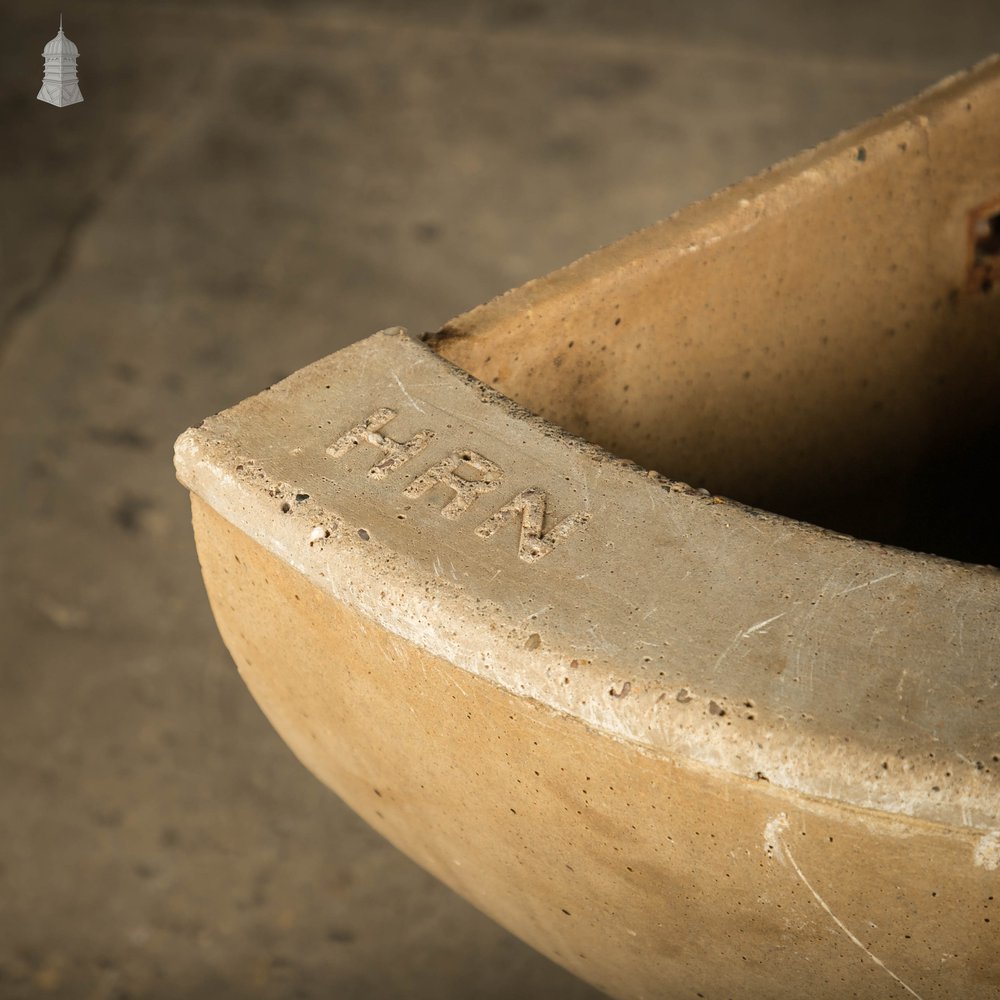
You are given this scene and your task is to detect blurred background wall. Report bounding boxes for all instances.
[2,2,999,997]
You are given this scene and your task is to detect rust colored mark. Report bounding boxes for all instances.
[968,196,1000,293]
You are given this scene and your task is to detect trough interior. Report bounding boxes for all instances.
[432,64,1000,567]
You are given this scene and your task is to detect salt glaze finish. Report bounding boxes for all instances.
[176,58,1000,1000]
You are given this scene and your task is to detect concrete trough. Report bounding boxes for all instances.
[175,57,1000,999]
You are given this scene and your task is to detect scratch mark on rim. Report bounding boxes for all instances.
[744,612,786,636]
[835,571,900,598]
[392,371,427,414]
[712,611,787,673]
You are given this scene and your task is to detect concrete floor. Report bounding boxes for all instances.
[2,2,999,997]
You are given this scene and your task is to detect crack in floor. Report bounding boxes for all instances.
[0,58,219,368]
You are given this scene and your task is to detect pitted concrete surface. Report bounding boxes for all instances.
[3,3,1000,997]
[177,329,999,828]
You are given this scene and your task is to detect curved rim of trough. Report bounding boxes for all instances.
[175,329,1000,835]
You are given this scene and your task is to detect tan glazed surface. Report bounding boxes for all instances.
[175,59,1000,999]
[190,498,998,1000]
